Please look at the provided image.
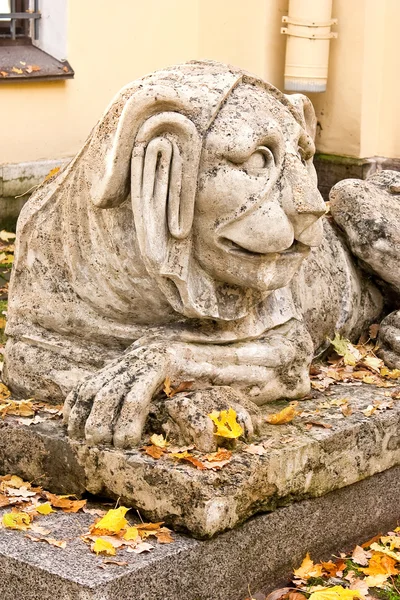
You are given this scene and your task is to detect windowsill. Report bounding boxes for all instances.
[0,42,73,81]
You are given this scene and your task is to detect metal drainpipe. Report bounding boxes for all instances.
[281,0,337,92]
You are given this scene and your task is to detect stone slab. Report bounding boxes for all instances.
[0,465,400,600]
[1,383,400,538]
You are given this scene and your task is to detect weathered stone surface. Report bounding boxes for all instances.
[0,464,400,600]
[1,383,400,538]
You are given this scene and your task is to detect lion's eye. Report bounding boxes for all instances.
[242,147,274,172]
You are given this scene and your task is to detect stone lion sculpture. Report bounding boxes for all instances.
[3,61,399,451]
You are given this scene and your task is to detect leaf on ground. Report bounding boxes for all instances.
[202,447,232,469]
[143,445,165,459]
[361,549,399,575]
[149,434,168,448]
[308,586,363,600]
[293,553,324,579]
[380,535,400,551]
[329,333,362,366]
[30,523,51,535]
[0,231,16,242]
[349,579,369,596]
[100,559,128,567]
[122,526,139,541]
[208,408,243,438]
[0,399,35,418]
[25,65,41,73]
[2,511,31,530]
[321,560,345,577]
[36,502,54,515]
[265,588,293,600]
[243,443,270,456]
[11,67,23,74]
[351,545,371,566]
[266,402,299,425]
[127,541,154,554]
[369,324,379,339]
[0,383,11,401]
[44,493,86,513]
[25,534,66,548]
[156,528,174,544]
[92,538,116,556]
[168,451,206,470]
[44,167,60,181]
[363,573,389,588]
[362,356,384,373]
[362,405,377,417]
[90,506,130,535]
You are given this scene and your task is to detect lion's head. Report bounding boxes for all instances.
[82,60,326,321]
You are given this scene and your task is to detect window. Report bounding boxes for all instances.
[0,0,73,81]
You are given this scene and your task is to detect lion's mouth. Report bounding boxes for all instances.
[220,238,309,260]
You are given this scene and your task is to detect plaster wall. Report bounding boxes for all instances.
[0,0,399,165]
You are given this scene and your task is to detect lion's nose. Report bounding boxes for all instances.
[219,200,294,254]
[282,154,326,246]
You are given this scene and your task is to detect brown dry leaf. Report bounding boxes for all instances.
[351,545,371,566]
[205,448,232,462]
[265,588,293,600]
[362,405,377,417]
[362,356,384,373]
[44,492,86,513]
[341,404,353,417]
[361,533,383,548]
[168,450,206,470]
[349,579,369,596]
[321,560,345,577]
[101,559,129,567]
[143,445,164,459]
[293,553,324,579]
[0,71,8,77]
[285,594,308,600]
[127,541,154,554]
[25,65,41,73]
[243,443,270,456]
[25,534,66,549]
[156,528,174,544]
[62,65,69,73]
[163,376,173,397]
[266,402,299,425]
[0,399,35,418]
[304,421,333,429]
[11,66,23,74]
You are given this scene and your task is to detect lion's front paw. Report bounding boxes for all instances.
[163,386,261,453]
[63,349,168,448]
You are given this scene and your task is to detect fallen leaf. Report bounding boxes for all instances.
[321,560,345,577]
[11,67,23,74]
[341,404,353,417]
[361,549,399,575]
[265,588,293,600]
[92,538,116,556]
[156,528,174,544]
[308,586,363,600]
[361,534,382,548]
[2,511,31,530]
[101,559,128,567]
[127,541,154,554]
[25,65,41,74]
[208,408,243,438]
[30,523,51,535]
[380,535,400,551]
[90,506,130,535]
[369,324,379,340]
[362,356,384,373]
[243,443,270,456]
[330,333,362,366]
[36,502,55,515]
[0,71,8,77]
[0,383,11,401]
[293,553,324,579]
[0,231,15,242]
[362,405,377,417]
[149,434,168,448]
[349,579,369,596]
[44,167,60,181]
[44,492,86,513]
[123,526,139,541]
[143,445,164,459]
[363,574,389,588]
[266,403,299,425]
[25,534,66,548]
[351,545,371,566]
[168,450,206,470]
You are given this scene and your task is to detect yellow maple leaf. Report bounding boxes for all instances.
[91,538,116,556]
[90,506,130,535]
[150,434,168,448]
[123,526,139,541]
[367,542,400,575]
[293,552,324,579]
[208,408,243,438]
[266,402,299,425]
[309,586,363,600]
[330,333,362,366]
[36,502,54,515]
[0,383,10,401]
[2,511,31,530]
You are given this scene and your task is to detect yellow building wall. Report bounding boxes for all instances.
[0,0,399,165]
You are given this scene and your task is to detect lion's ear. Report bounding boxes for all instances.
[285,93,317,141]
[130,112,202,271]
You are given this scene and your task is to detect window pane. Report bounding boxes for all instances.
[0,0,11,21]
